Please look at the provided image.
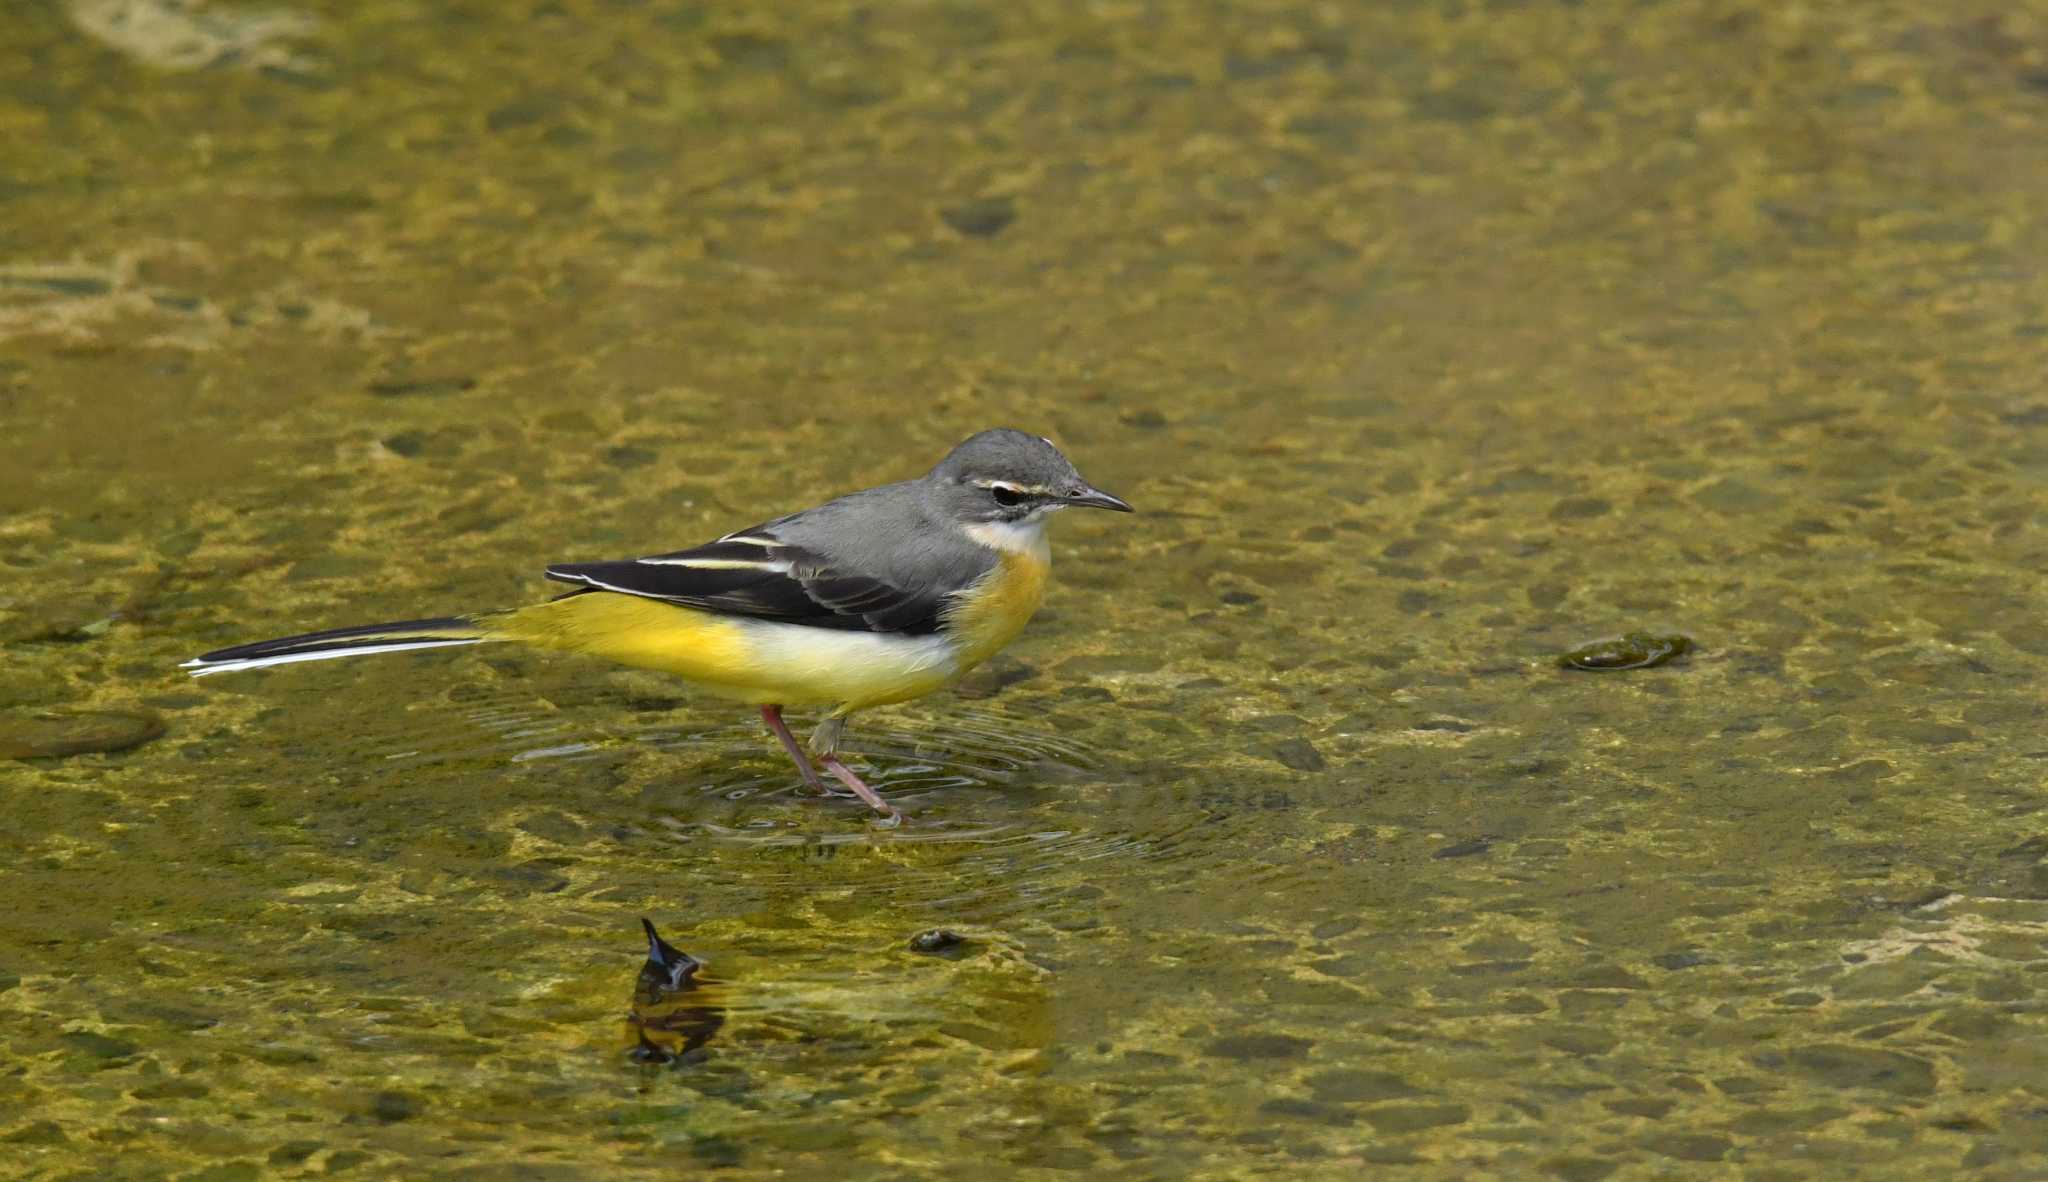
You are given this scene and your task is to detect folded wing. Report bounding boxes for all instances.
[544,532,950,635]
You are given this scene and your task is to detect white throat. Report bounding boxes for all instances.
[964,514,1051,557]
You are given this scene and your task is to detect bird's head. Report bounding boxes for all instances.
[927,428,1133,528]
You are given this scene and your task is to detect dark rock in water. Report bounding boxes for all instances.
[60,1031,138,1060]
[1777,1044,1936,1097]
[1549,496,1612,521]
[1240,714,1309,734]
[1559,633,1694,671]
[603,445,658,469]
[1306,1069,1423,1103]
[908,928,966,954]
[1308,954,1372,978]
[369,1091,421,1122]
[1257,738,1326,772]
[366,376,475,397]
[1257,1096,1343,1122]
[1,709,164,759]
[941,197,1016,238]
[267,1141,322,1166]
[380,431,429,457]
[1433,837,1494,859]
[1203,1033,1311,1060]
[1360,1103,1470,1134]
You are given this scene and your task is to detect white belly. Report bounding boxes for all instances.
[731,618,962,710]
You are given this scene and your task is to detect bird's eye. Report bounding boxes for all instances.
[990,485,1026,507]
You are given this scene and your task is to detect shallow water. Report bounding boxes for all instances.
[5,0,2048,1177]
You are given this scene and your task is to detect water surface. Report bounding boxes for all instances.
[5,1,2048,1177]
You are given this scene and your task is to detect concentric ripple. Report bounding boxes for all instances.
[340,678,1265,920]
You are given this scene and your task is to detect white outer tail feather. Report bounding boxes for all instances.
[181,638,483,677]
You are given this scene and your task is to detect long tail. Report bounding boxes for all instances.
[181,616,493,677]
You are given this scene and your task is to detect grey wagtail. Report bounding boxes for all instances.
[183,429,1133,822]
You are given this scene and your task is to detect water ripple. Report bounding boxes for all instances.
[349,682,1255,918]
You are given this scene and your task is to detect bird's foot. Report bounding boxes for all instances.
[819,754,902,827]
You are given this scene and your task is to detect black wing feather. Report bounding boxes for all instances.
[544,538,948,635]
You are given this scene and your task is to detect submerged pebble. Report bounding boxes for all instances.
[1202,1033,1311,1060]
[368,1091,421,1123]
[908,928,967,954]
[1559,633,1695,671]
[1255,737,1327,772]
[940,196,1016,238]
[0,709,164,759]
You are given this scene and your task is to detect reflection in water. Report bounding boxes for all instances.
[626,919,723,1065]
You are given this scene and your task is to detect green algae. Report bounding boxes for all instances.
[4,0,2048,1178]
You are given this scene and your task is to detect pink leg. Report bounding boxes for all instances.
[759,705,827,792]
[819,754,901,823]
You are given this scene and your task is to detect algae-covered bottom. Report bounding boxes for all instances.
[6,0,2048,1178]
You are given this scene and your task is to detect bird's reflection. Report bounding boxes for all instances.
[626,918,724,1064]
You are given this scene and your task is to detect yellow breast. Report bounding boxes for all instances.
[945,546,1050,672]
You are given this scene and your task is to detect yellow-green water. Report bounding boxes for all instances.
[5,1,2048,1177]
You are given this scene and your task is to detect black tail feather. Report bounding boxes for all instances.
[189,616,477,665]
[181,615,494,678]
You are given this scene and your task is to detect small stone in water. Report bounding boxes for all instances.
[1559,633,1695,671]
[908,929,966,954]
[1203,1033,1312,1060]
[1258,738,1326,772]
[369,1091,422,1122]
[0,709,164,759]
[1433,837,1494,859]
[940,197,1016,238]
